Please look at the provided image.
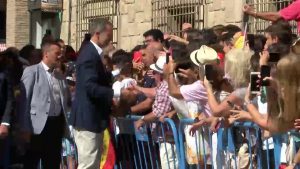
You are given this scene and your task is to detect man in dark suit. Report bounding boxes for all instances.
[70,18,115,169]
[20,41,70,169]
[0,55,14,168]
[0,61,13,139]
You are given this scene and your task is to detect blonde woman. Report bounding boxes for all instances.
[203,48,253,118]
[190,48,254,168]
[232,53,300,133]
[231,53,300,168]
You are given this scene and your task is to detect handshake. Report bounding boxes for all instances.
[111,83,140,117]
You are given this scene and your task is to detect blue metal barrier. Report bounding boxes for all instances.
[177,119,283,169]
[111,116,299,169]
[178,118,214,169]
[113,116,181,169]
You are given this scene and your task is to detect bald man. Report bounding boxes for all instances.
[147,42,165,59]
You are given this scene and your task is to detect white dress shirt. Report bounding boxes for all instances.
[89,41,120,98]
[90,40,103,56]
[41,62,62,117]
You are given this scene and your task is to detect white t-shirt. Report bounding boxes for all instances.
[121,78,137,89]
[112,78,137,99]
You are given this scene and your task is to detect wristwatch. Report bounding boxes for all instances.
[141,116,145,122]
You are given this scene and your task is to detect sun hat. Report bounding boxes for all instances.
[150,56,166,74]
[190,45,218,66]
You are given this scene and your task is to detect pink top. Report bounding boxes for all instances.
[279,0,300,33]
[180,81,212,117]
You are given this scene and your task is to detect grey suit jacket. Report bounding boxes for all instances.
[19,62,70,135]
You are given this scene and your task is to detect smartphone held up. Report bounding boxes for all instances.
[260,65,271,86]
[250,72,261,94]
[205,64,214,82]
[166,52,170,64]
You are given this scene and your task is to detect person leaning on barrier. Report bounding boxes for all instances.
[232,52,300,133]
[134,56,178,169]
[134,56,172,129]
[243,0,300,33]
[204,48,253,119]
[128,45,156,115]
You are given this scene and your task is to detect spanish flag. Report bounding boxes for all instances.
[100,128,116,169]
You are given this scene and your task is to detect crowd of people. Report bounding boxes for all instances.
[0,1,300,169]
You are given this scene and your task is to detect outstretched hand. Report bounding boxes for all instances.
[230,109,252,122]
[243,4,254,14]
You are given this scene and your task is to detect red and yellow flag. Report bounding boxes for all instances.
[100,128,116,169]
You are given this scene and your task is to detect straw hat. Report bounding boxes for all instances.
[150,56,166,74]
[190,45,218,66]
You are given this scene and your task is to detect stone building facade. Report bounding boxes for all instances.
[0,0,63,49]
[0,0,295,50]
[60,0,247,51]
[1,0,30,49]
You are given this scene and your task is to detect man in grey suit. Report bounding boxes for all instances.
[19,41,70,169]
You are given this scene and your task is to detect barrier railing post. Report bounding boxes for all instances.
[178,120,186,169]
[165,118,182,169]
[255,128,263,169]
[273,134,283,169]
[113,116,181,169]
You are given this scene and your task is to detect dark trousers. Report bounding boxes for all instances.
[23,115,64,169]
[0,137,10,169]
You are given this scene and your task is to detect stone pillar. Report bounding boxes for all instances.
[60,0,77,48]
[6,0,30,49]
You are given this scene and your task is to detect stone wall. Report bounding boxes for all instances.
[60,0,246,51]
[205,0,245,28]
[6,0,30,49]
[118,0,152,50]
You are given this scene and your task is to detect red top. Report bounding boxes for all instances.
[279,0,300,33]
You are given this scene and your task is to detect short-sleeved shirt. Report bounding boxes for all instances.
[180,80,212,117]
[112,78,137,100]
[279,0,300,33]
[152,81,172,117]
[136,70,156,103]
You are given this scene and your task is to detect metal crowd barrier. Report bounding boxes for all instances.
[177,119,291,169]
[53,115,300,169]
[113,115,181,169]
[178,118,213,169]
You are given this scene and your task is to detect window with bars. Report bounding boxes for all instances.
[246,0,298,35]
[76,0,118,50]
[152,0,204,36]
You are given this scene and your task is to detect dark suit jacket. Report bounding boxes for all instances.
[0,70,14,125]
[70,42,113,133]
